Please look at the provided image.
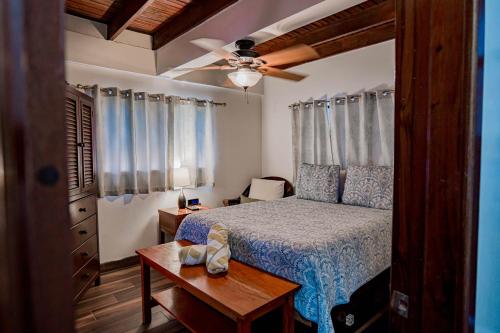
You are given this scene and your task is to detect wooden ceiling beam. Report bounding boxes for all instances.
[255,0,395,61]
[153,0,238,50]
[278,21,395,70]
[107,0,155,40]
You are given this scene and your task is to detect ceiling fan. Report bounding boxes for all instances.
[173,38,320,92]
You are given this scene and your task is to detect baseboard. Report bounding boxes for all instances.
[100,255,139,273]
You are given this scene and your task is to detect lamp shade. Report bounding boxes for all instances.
[227,68,262,88]
[173,167,190,187]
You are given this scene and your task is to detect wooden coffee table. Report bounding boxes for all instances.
[136,241,300,333]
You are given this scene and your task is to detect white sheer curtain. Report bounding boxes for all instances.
[291,90,394,177]
[172,97,215,188]
[290,100,333,181]
[86,85,215,197]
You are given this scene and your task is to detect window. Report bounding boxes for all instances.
[86,86,215,197]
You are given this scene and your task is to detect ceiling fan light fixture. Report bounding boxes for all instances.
[227,68,262,89]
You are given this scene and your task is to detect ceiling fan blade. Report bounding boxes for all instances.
[258,44,319,67]
[258,66,307,81]
[169,65,234,72]
[191,38,236,60]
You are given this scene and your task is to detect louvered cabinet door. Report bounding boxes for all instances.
[66,91,82,198]
[79,97,97,193]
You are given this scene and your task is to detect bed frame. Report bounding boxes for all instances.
[296,269,390,333]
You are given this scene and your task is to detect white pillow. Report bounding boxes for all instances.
[248,178,285,201]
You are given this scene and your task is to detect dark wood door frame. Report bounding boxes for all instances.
[391,0,484,332]
[0,1,74,333]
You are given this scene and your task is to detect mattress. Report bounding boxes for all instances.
[175,196,392,333]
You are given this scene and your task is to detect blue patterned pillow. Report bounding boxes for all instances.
[342,165,393,210]
[296,163,340,203]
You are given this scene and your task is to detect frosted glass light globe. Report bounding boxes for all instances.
[227,68,262,88]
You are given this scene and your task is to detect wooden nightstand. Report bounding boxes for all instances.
[158,206,209,243]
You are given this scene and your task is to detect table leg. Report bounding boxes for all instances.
[158,226,165,244]
[282,294,294,333]
[237,318,251,333]
[140,258,152,324]
[94,275,101,286]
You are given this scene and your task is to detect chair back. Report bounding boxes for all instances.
[241,176,294,198]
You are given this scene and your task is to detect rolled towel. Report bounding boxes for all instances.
[178,245,207,265]
[206,223,231,274]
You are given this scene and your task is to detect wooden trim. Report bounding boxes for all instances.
[107,0,155,40]
[0,0,74,332]
[101,255,140,273]
[391,0,484,332]
[152,0,238,50]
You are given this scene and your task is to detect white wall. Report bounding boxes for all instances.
[261,40,395,182]
[66,62,262,262]
[65,15,156,75]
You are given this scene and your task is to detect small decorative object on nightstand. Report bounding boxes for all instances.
[158,206,209,243]
[173,167,190,209]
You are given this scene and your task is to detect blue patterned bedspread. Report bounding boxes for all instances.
[175,197,392,333]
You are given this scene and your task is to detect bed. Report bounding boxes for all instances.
[175,196,392,333]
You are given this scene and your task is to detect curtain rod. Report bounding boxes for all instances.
[74,84,227,107]
[288,89,395,108]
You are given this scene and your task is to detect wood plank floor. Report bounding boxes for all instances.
[75,264,313,333]
[75,264,189,333]
[76,264,389,333]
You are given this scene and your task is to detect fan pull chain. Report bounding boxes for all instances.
[244,87,249,104]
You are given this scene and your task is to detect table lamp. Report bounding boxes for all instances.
[174,167,190,209]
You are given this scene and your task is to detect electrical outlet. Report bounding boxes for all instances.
[391,290,409,318]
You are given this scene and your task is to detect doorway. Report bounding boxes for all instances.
[0,1,486,332]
